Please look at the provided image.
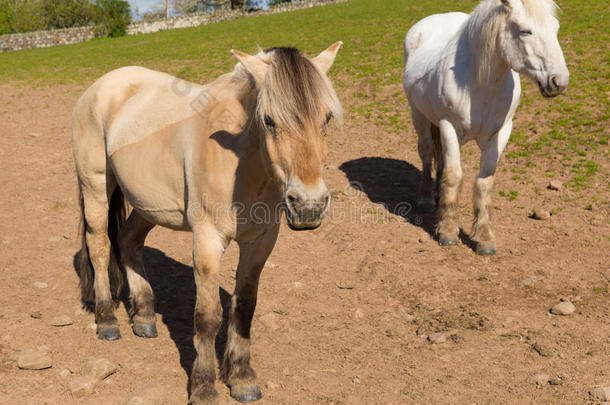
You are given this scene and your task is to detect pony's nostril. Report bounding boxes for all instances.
[550,75,559,90]
[286,192,298,205]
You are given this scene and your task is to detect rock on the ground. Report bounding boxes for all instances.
[427,332,447,344]
[33,282,48,289]
[534,374,550,385]
[70,375,98,398]
[127,385,165,405]
[550,300,575,315]
[354,309,364,319]
[547,180,562,191]
[532,342,552,357]
[590,386,610,402]
[30,311,42,319]
[59,369,71,378]
[265,381,279,390]
[531,207,550,220]
[81,358,117,380]
[17,349,52,370]
[63,233,72,239]
[50,315,73,326]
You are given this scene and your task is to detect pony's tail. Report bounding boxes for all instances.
[431,123,443,188]
[77,185,127,309]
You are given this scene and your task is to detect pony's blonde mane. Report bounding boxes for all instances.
[244,47,343,136]
[464,0,558,86]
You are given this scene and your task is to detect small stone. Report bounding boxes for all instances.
[531,208,550,220]
[354,309,364,319]
[521,278,535,287]
[532,342,552,357]
[418,233,431,244]
[70,375,98,397]
[87,322,97,330]
[293,281,303,288]
[547,180,562,191]
[63,233,72,239]
[81,358,117,380]
[50,315,73,326]
[30,311,42,319]
[281,367,290,376]
[351,376,361,384]
[59,369,72,378]
[127,385,165,405]
[589,386,610,402]
[17,349,52,370]
[265,381,279,390]
[534,374,550,385]
[48,236,61,242]
[259,313,281,331]
[550,301,575,315]
[548,376,563,386]
[427,332,447,344]
[33,282,48,289]
[265,261,278,269]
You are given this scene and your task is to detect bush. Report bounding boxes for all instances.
[40,0,96,29]
[94,0,131,37]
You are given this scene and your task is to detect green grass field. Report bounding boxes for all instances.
[1,0,608,191]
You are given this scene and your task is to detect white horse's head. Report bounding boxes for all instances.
[498,0,569,97]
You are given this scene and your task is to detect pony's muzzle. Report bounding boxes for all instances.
[540,72,568,98]
[284,182,330,230]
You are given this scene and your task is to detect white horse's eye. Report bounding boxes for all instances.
[519,29,533,36]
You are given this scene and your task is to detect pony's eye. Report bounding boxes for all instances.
[519,29,533,36]
[324,112,333,126]
[264,115,276,128]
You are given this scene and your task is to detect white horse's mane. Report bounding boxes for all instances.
[463,0,558,86]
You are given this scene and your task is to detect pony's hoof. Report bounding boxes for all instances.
[476,243,497,256]
[438,235,458,246]
[133,323,158,338]
[97,325,121,341]
[415,200,436,214]
[230,385,262,403]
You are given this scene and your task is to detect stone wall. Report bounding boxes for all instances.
[0,0,348,52]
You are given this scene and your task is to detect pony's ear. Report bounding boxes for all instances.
[500,0,511,9]
[231,49,269,86]
[312,41,343,74]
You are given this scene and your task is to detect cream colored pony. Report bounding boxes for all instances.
[403,0,568,255]
[72,43,343,404]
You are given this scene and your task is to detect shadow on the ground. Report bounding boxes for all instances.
[339,157,436,237]
[73,247,232,395]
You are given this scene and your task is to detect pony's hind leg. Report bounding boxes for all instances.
[411,110,436,213]
[118,210,157,338]
[220,227,279,403]
[436,119,463,246]
[78,178,125,341]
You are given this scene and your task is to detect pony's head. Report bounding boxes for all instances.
[232,43,343,230]
[469,0,569,97]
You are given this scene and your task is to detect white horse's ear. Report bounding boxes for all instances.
[312,41,343,74]
[500,0,511,9]
[231,49,269,86]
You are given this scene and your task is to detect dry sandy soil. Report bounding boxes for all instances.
[0,80,608,405]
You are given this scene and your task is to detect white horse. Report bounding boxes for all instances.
[403,0,568,255]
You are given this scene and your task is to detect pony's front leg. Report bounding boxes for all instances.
[472,122,512,255]
[436,119,463,246]
[220,226,279,403]
[190,226,224,405]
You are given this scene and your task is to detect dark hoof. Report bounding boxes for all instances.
[476,244,497,256]
[133,323,158,338]
[415,200,436,214]
[438,235,458,246]
[97,325,121,341]
[230,385,262,403]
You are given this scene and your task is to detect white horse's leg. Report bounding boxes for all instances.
[190,224,224,405]
[412,109,436,213]
[220,226,279,403]
[118,210,157,337]
[472,122,512,255]
[437,119,463,246]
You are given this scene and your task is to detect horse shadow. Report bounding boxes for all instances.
[72,247,232,391]
[339,157,478,250]
[339,157,437,237]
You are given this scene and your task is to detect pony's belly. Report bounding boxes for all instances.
[136,207,189,231]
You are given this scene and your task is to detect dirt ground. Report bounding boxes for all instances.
[0,80,608,405]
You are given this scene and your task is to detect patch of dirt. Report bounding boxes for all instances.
[0,80,608,405]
